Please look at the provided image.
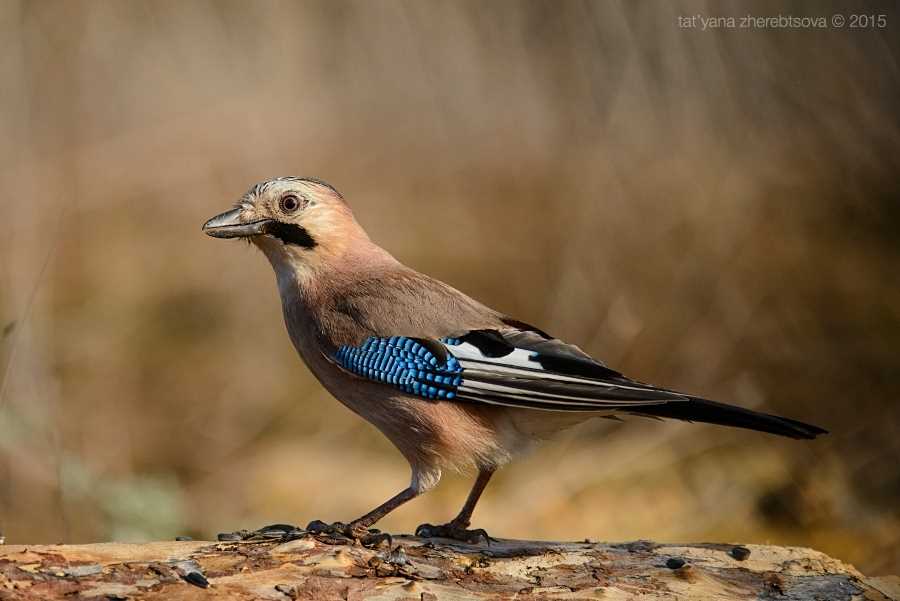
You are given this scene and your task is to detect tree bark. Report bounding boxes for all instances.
[1,535,896,600]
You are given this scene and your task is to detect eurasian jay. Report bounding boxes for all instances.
[203,177,826,544]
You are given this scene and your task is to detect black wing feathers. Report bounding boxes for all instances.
[629,397,828,439]
[452,324,826,440]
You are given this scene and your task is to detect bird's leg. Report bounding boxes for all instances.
[447,468,494,530]
[416,468,495,544]
[231,488,421,547]
[233,470,437,547]
[307,486,420,546]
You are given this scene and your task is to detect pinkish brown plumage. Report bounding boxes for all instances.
[203,176,826,544]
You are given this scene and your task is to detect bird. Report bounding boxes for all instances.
[203,176,827,544]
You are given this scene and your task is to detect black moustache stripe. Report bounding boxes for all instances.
[265,222,317,249]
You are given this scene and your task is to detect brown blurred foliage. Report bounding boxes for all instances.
[1,0,898,576]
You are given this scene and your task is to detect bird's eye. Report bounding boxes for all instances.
[279,194,305,214]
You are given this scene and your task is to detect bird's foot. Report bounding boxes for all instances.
[306,520,393,548]
[217,521,391,548]
[415,522,493,545]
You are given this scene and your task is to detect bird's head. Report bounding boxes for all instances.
[203,177,384,286]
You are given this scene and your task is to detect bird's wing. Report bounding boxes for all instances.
[332,328,689,412]
[319,272,824,437]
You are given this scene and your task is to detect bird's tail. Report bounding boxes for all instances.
[630,397,827,439]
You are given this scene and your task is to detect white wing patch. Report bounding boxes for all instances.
[442,338,688,412]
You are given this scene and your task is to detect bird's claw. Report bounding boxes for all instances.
[415,522,493,545]
[306,520,392,548]
[361,531,393,548]
[217,521,392,548]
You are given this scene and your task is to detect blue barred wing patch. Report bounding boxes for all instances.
[335,332,686,410]
[335,336,463,400]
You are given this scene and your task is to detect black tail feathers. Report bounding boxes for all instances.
[631,397,827,440]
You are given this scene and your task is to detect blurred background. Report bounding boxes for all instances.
[1,0,898,576]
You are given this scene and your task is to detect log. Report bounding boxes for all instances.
[0,534,897,600]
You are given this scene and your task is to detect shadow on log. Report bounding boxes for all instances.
[1,535,898,600]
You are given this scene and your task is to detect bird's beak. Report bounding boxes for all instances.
[202,208,274,239]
